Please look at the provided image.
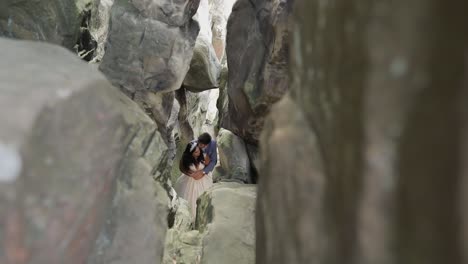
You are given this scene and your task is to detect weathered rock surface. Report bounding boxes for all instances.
[0,38,170,264]
[0,0,92,49]
[163,229,203,264]
[222,0,292,144]
[164,197,202,264]
[216,128,252,183]
[184,36,221,92]
[209,0,237,61]
[89,0,114,62]
[171,197,193,232]
[99,0,200,96]
[216,65,230,133]
[183,0,221,92]
[257,1,468,264]
[195,182,256,264]
[163,183,256,264]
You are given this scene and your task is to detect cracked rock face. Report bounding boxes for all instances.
[0,38,171,264]
[221,0,293,145]
[164,182,256,264]
[99,0,200,96]
[0,0,93,49]
[98,0,201,160]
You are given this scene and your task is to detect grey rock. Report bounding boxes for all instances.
[222,0,292,144]
[217,128,252,183]
[257,1,468,263]
[89,0,114,62]
[216,65,230,134]
[195,182,256,264]
[89,158,170,264]
[99,0,200,96]
[172,198,193,232]
[0,0,92,48]
[0,38,170,264]
[183,0,221,92]
[131,0,200,27]
[183,36,221,92]
[163,229,203,264]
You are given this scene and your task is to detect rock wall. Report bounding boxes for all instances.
[222,0,293,145]
[164,182,256,264]
[0,38,170,264]
[99,0,200,96]
[216,128,252,183]
[257,0,468,264]
[0,0,93,49]
[183,0,221,92]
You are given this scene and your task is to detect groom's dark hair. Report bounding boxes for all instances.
[198,132,212,145]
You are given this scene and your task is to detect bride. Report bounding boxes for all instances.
[175,141,213,217]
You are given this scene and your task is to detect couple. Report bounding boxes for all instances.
[175,132,217,217]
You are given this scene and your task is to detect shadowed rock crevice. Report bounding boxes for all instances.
[76,5,98,61]
[257,0,468,264]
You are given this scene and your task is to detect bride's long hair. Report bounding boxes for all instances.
[180,142,205,172]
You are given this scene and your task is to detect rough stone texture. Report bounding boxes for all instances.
[222,0,292,144]
[183,36,221,92]
[163,194,202,263]
[163,230,203,264]
[88,158,169,264]
[209,0,237,61]
[195,182,256,264]
[89,0,114,62]
[131,0,200,27]
[0,38,170,264]
[183,0,221,92]
[0,0,92,49]
[257,1,468,264]
[171,198,193,232]
[216,128,252,183]
[216,65,230,133]
[99,0,200,96]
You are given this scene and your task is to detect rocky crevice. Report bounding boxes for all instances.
[75,5,98,61]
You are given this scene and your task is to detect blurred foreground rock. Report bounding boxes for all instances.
[0,38,170,264]
[257,1,468,264]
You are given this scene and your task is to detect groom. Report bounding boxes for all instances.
[190,132,217,180]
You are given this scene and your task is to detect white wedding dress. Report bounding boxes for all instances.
[175,162,213,217]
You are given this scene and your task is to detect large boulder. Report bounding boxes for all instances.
[0,38,170,264]
[257,1,468,264]
[0,0,92,49]
[183,36,221,92]
[216,128,252,183]
[222,0,292,144]
[99,0,200,97]
[99,0,201,164]
[195,182,256,264]
[183,0,221,92]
